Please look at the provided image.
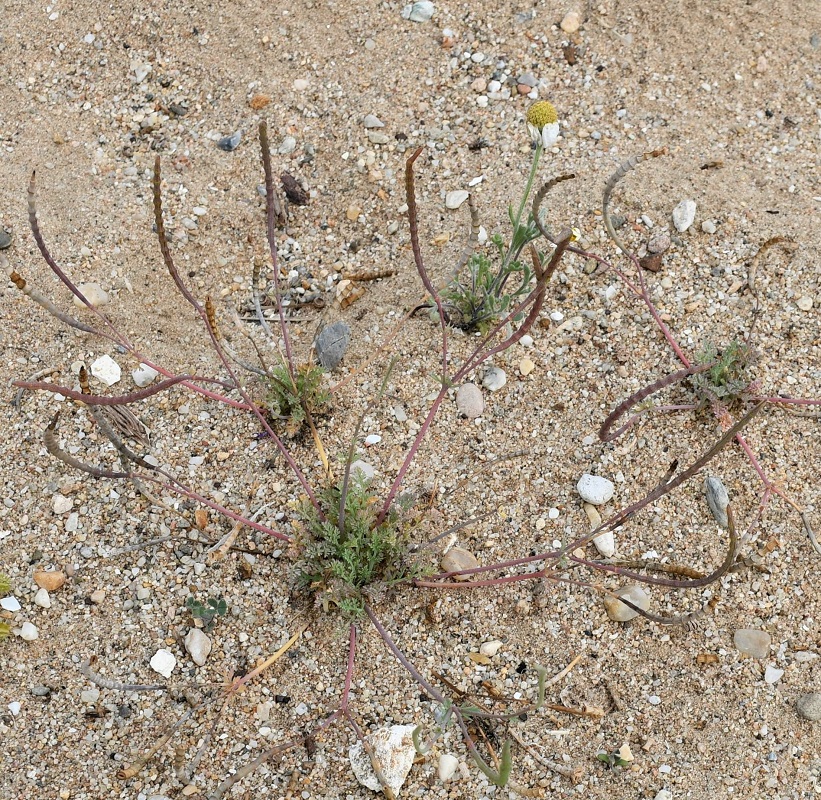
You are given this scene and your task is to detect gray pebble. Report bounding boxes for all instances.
[363,114,385,129]
[705,476,729,527]
[796,693,821,722]
[401,1,434,22]
[0,229,11,250]
[31,685,51,697]
[517,72,538,88]
[80,546,94,559]
[217,131,242,152]
[734,628,771,659]
[455,383,484,418]
[393,405,408,423]
[278,136,297,155]
[701,220,717,234]
[315,321,351,370]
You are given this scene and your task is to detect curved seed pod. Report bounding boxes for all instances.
[531,173,576,244]
[601,148,667,257]
[450,191,481,280]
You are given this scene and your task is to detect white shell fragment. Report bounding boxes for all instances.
[672,199,696,232]
[132,363,159,388]
[349,724,417,796]
[604,585,651,622]
[90,354,121,386]
[445,190,469,210]
[149,648,177,679]
[73,282,110,309]
[577,474,615,505]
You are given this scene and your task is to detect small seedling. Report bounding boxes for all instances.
[186,596,228,630]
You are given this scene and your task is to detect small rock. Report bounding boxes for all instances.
[592,530,615,558]
[132,363,159,388]
[764,665,784,685]
[8,701,21,715]
[349,460,375,482]
[367,131,390,145]
[438,753,459,782]
[31,685,51,697]
[52,495,73,514]
[349,724,417,795]
[393,405,408,423]
[33,588,51,609]
[517,72,538,88]
[519,356,535,376]
[150,649,176,679]
[217,132,242,152]
[705,476,729,527]
[655,790,673,800]
[185,628,212,666]
[81,689,100,704]
[520,334,534,347]
[647,233,671,254]
[90,354,121,386]
[482,366,507,392]
[583,503,602,528]
[0,229,12,249]
[363,114,385,128]
[794,651,819,663]
[479,640,502,657]
[455,383,484,418]
[73,283,109,309]
[445,190,469,210]
[577,474,615,505]
[672,199,696,232]
[560,11,581,33]
[1,596,21,612]
[401,1,434,22]
[293,78,309,92]
[278,136,297,155]
[132,62,151,83]
[316,321,351,370]
[604,585,650,622]
[734,629,771,659]
[364,434,382,446]
[796,693,821,722]
[89,589,106,604]
[34,569,66,592]
[797,295,814,312]
[701,220,717,234]
[441,547,479,580]
[346,205,362,222]
[20,622,39,641]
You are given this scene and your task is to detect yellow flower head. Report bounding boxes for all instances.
[526,100,560,148]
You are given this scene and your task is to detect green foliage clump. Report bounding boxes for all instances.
[186,596,228,630]
[692,340,756,407]
[264,361,330,436]
[293,474,426,618]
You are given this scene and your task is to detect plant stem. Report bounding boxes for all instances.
[507,145,542,266]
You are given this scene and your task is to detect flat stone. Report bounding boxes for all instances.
[184,628,212,666]
[479,640,502,657]
[647,233,671,254]
[149,649,176,679]
[519,356,535,376]
[604,585,650,622]
[705,476,729,527]
[482,366,507,391]
[0,229,11,249]
[592,530,615,558]
[52,494,73,514]
[350,724,416,795]
[441,547,479,580]
[796,693,821,722]
[316,321,351,370]
[217,132,241,152]
[89,589,106,604]
[577,474,615,505]
[445,190,469,210]
[1,596,21,612]
[455,383,484,418]
[278,136,297,155]
[734,629,771,659]
[672,199,696,232]
[90,354,121,386]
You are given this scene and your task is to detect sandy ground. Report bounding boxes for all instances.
[0,1,820,798]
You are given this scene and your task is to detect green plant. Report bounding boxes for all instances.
[263,359,330,437]
[0,574,10,641]
[691,338,757,408]
[185,595,228,630]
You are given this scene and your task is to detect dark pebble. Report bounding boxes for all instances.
[0,229,11,250]
[315,321,351,371]
[217,131,242,152]
[169,103,189,117]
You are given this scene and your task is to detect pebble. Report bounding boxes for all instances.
[346,205,362,221]
[350,460,375,482]
[441,547,479,580]
[479,640,502,657]
[797,295,814,311]
[604,585,650,622]
[517,72,538,88]
[393,405,408,423]
[20,622,39,641]
[149,649,176,679]
[278,136,297,155]
[519,357,535,376]
[185,628,212,666]
[34,569,66,592]
[455,383,484,418]
[364,434,382,446]
[560,11,581,33]
[367,131,389,145]
[81,689,100,704]
[1,596,21,612]
[52,494,73,514]
[705,476,729,527]
[577,474,615,505]
[316,321,351,370]
[31,685,51,697]
[0,229,11,249]
[350,724,417,795]
[796,693,821,722]
[655,790,673,800]
[701,220,717,234]
[734,629,771,659]
[73,283,109,309]
[764,665,784,685]
[401,1,434,22]
[520,334,534,347]
[482,366,507,391]
[445,190,469,210]
[90,354,121,386]
[89,589,106,604]
[647,233,671,254]
[33,588,51,609]
[293,78,309,91]
[217,132,242,152]
[132,363,159,387]
[592,530,615,558]
[672,199,696,232]
[438,753,459,782]
[363,114,384,128]
[8,701,21,715]
[794,651,819,663]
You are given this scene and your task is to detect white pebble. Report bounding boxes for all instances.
[592,530,615,558]
[364,434,382,446]
[8,701,21,716]
[479,640,502,657]
[560,10,581,33]
[90,354,121,386]
[520,334,534,347]
[797,295,814,311]
[185,628,213,667]
[655,791,673,800]
[20,622,39,641]
[672,199,696,232]
[401,1,434,22]
[33,588,51,609]
[73,283,110,309]
[293,77,310,91]
[132,363,159,387]
[764,666,784,685]
[52,494,73,514]
[149,648,176,679]
[445,190,469,210]
[363,114,384,128]
[482,366,507,392]
[438,753,459,782]
[577,474,615,505]
[701,220,717,234]
[1,596,21,612]
[455,383,484,419]
[350,724,417,795]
